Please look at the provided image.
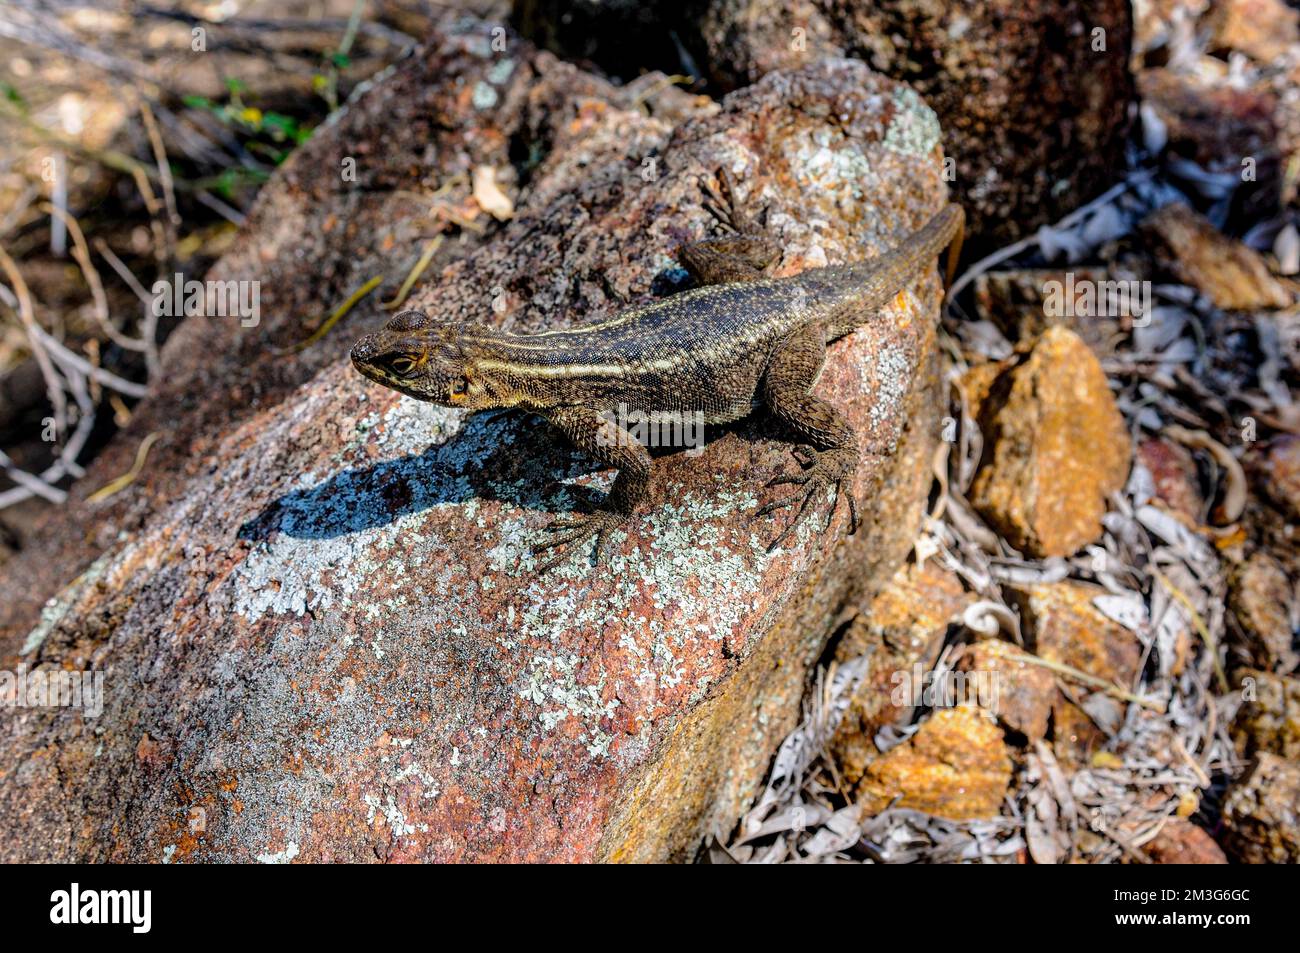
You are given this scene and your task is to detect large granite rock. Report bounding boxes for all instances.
[516,0,1135,249]
[0,21,949,862]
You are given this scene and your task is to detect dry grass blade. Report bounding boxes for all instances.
[86,432,161,503]
[284,274,385,353]
[381,236,444,311]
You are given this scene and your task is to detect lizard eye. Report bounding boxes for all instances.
[389,356,417,376]
[449,377,468,397]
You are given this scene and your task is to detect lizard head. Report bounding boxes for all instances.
[351,310,492,408]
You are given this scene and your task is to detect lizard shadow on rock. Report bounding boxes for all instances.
[236,411,611,542]
[237,408,766,543]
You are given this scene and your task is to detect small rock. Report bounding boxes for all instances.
[830,561,975,783]
[1228,553,1299,674]
[1017,581,1142,769]
[1143,203,1294,311]
[971,327,1132,557]
[960,640,1057,741]
[1142,818,1228,864]
[1137,437,1205,524]
[1207,0,1300,64]
[956,360,1011,425]
[1221,752,1300,863]
[855,707,1012,821]
[1232,669,1300,759]
[1022,581,1142,682]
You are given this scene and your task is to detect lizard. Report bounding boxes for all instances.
[350,170,964,570]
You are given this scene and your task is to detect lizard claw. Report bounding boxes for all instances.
[765,470,810,490]
[755,448,858,552]
[531,510,628,572]
[701,167,764,237]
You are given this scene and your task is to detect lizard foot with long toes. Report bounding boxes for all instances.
[755,447,860,552]
[531,509,630,572]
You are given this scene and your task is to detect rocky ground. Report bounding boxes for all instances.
[0,0,1297,863]
[718,0,1300,864]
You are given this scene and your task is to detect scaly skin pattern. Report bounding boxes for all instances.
[351,172,964,569]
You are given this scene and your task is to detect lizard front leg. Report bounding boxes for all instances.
[532,406,652,571]
[756,322,861,552]
[679,168,781,286]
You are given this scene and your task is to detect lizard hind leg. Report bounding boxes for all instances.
[755,324,862,552]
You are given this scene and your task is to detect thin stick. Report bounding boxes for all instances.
[138,99,180,230]
[0,244,67,430]
[1003,647,1166,712]
[43,203,145,353]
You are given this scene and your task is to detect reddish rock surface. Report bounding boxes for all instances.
[1137,437,1205,525]
[0,22,951,862]
[1142,818,1228,864]
[971,328,1132,558]
[518,0,1135,250]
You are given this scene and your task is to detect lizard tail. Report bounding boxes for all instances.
[827,203,965,338]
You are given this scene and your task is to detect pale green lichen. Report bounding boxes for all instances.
[501,477,774,755]
[255,842,299,864]
[863,338,913,433]
[230,398,467,619]
[883,86,942,158]
[487,58,515,85]
[472,81,499,110]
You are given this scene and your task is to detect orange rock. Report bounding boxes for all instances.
[855,707,1012,821]
[830,561,975,783]
[971,327,1131,557]
[1143,203,1294,311]
[956,359,1011,425]
[1022,582,1142,683]
[1208,0,1300,63]
[1016,581,1142,769]
[961,640,1056,740]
